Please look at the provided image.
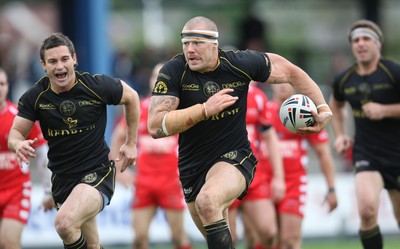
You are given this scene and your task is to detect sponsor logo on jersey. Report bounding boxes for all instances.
[182,84,199,91]
[39,103,56,110]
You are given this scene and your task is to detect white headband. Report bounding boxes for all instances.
[181,29,219,44]
[350,27,381,44]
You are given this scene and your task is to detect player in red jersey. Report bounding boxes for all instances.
[0,67,53,249]
[256,83,338,249]
[228,82,285,249]
[110,63,192,249]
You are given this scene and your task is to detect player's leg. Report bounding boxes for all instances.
[227,204,240,246]
[196,161,247,249]
[242,199,277,249]
[0,184,31,249]
[355,171,384,249]
[55,183,103,249]
[388,189,400,228]
[240,209,258,249]
[164,209,192,249]
[278,213,302,249]
[81,216,100,249]
[132,207,157,249]
[0,218,24,249]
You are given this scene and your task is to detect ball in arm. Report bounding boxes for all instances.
[279,94,316,133]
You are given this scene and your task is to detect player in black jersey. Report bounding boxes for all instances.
[329,20,400,249]
[8,33,140,249]
[147,16,332,249]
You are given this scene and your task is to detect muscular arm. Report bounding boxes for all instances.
[329,95,353,155]
[311,141,338,212]
[261,127,285,200]
[148,88,238,138]
[266,53,332,132]
[117,81,140,172]
[8,116,36,164]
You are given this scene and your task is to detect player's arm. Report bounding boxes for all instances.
[148,88,238,138]
[117,80,140,173]
[265,53,332,132]
[329,95,353,155]
[261,126,285,201]
[310,141,338,212]
[8,116,36,164]
[109,118,135,187]
[362,102,400,120]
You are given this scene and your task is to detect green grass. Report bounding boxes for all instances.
[108,236,400,249]
[27,236,400,249]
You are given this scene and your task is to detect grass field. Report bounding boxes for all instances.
[70,236,400,249]
[27,235,400,249]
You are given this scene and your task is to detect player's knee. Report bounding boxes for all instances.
[358,205,377,221]
[54,212,76,237]
[195,192,218,220]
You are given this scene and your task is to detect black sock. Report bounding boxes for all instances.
[359,225,383,249]
[204,219,233,249]
[64,233,87,249]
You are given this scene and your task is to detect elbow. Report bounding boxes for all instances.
[147,121,161,139]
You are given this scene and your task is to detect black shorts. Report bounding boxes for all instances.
[354,158,400,191]
[180,147,257,203]
[51,160,116,209]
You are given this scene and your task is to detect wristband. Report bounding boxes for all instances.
[328,187,335,193]
[202,103,208,118]
[316,104,329,109]
[161,112,170,136]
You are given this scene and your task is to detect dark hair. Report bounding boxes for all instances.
[347,19,383,43]
[39,32,76,62]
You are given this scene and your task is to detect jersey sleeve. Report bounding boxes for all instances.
[17,88,40,122]
[92,74,123,105]
[151,56,185,98]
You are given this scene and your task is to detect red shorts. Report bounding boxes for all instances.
[275,175,306,217]
[132,174,185,210]
[229,169,268,209]
[0,181,31,224]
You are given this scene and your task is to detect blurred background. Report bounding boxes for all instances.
[1,0,399,248]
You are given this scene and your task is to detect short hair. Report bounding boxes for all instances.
[347,19,383,43]
[183,16,218,32]
[39,32,76,62]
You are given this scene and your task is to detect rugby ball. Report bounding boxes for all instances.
[279,94,316,133]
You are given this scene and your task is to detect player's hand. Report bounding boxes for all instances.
[41,194,55,212]
[323,188,338,213]
[15,138,38,165]
[203,88,238,116]
[115,142,137,172]
[362,102,385,120]
[297,110,332,134]
[334,135,353,155]
[271,177,286,201]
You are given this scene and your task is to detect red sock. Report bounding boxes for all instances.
[255,243,277,249]
[254,243,266,249]
[176,245,192,249]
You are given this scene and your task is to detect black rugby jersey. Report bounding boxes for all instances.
[152,49,271,176]
[332,58,400,166]
[17,72,123,175]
